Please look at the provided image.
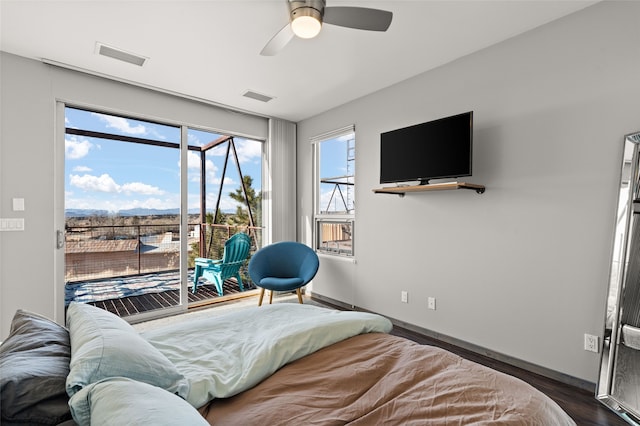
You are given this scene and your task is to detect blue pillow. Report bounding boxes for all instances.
[69,377,208,426]
[65,302,189,398]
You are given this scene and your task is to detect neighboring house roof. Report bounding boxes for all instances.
[65,239,139,254]
[65,233,197,254]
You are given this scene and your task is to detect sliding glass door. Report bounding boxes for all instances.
[63,107,185,317]
[60,105,264,320]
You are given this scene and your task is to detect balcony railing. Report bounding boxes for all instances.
[65,223,261,283]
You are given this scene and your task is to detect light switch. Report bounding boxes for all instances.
[0,218,24,231]
[12,198,25,211]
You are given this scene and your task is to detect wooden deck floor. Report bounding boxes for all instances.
[88,280,257,317]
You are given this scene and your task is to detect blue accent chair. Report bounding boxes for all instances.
[248,241,320,306]
[193,232,252,295]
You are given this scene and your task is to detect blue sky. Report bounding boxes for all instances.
[64,108,262,213]
[319,134,355,213]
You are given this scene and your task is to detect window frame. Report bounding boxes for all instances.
[312,125,356,258]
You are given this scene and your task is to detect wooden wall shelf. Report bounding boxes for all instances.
[373,182,486,197]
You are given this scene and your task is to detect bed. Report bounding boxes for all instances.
[0,302,576,425]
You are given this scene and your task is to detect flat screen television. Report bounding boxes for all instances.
[379,111,473,185]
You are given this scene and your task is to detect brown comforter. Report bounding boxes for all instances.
[199,333,575,425]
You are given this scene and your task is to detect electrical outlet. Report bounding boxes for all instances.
[401,291,408,303]
[584,334,599,353]
[427,297,436,310]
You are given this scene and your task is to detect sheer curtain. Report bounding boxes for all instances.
[263,118,297,246]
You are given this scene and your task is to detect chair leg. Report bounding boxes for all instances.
[236,274,244,292]
[258,288,265,306]
[214,277,224,297]
[296,288,303,304]
[269,290,274,304]
[192,265,202,293]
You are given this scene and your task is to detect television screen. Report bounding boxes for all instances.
[379,111,473,185]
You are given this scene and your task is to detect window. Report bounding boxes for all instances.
[313,126,355,256]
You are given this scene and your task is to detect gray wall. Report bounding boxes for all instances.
[0,53,269,338]
[297,1,640,383]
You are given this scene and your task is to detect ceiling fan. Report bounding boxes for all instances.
[260,0,393,56]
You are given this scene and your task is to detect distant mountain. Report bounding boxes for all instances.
[65,208,232,217]
[65,209,110,218]
[118,208,181,216]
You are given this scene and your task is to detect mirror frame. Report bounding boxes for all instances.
[597,131,640,425]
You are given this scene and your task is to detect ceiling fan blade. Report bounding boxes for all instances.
[260,23,295,56]
[323,6,392,32]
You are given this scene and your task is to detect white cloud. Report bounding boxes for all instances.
[120,182,164,195]
[208,144,228,157]
[73,165,93,172]
[206,192,241,212]
[206,165,220,185]
[92,113,147,135]
[70,173,119,193]
[69,173,163,195]
[189,138,260,184]
[234,138,262,163]
[65,137,93,160]
[188,133,202,147]
[186,150,220,184]
[187,150,202,170]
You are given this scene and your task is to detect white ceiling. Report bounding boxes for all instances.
[0,0,597,122]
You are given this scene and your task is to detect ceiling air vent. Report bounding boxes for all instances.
[96,43,147,67]
[242,90,274,103]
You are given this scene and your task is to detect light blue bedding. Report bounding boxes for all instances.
[141,304,392,408]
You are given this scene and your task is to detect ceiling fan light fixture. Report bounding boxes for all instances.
[291,8,322,39]
[260,0,391,56]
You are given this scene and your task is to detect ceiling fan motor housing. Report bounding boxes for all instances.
[289,0,326,22]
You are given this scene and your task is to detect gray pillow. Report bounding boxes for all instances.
[69,377,208,426]
[65,302,189,398]
[0,309,73,425]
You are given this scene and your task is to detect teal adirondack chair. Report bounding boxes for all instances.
[193,232,252,295]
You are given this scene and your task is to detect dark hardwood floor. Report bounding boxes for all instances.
[87,280,256,316]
